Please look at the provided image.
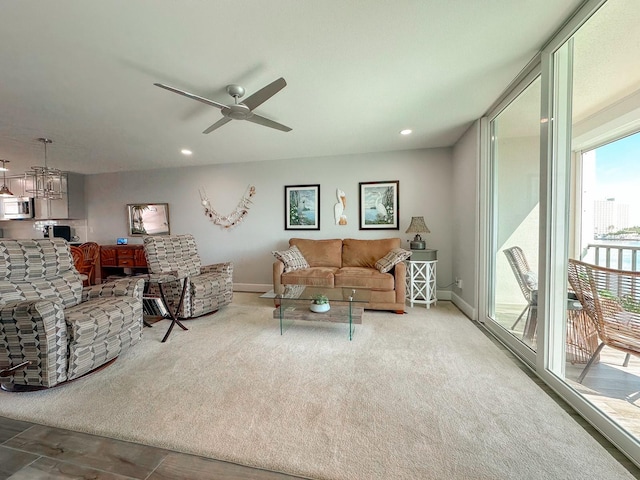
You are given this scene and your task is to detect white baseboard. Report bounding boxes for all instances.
[436,289,452,301]
[234,283,272,293]
[451,292,476,320]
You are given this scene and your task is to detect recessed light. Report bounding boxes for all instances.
[400,129,412,136]
[181,149,193,156]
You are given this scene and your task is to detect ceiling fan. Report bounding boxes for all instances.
[154,77,292,134]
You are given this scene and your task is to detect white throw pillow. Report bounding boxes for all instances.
[272,245,310,273]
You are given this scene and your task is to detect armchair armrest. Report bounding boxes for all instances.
[82,277,146,301]
[0,299,65,333]
[0,299,68,387]
[146,271,189,283]
[201,261,233,277]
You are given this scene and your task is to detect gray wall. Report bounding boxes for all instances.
[451,121,479,318]
[84,148,455,292]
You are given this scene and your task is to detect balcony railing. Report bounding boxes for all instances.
[584,243,640,271]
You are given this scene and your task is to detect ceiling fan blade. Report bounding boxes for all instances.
[154,83,226,110]
[241,77,287,111]
[202,116,232,134]
[246,114,292,132]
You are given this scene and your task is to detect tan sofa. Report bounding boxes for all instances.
[273,238,407,313]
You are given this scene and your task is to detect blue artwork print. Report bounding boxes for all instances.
[364,186,394,225]
[359,181,399,230]
[286,185,320,229]
[290,189,316,225]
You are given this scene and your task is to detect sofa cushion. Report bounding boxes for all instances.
[272,245,310,273]
[289,238,343,268]
[65,295,142,380]
[375,248,412,273]
[282,267,338,286]
[335,267,395,290]
[342,238,401,268]
[369,290,398,305]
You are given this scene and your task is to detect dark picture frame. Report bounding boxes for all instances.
[358,181,399,230]
[127,203,170,236]
[285,185,320,230]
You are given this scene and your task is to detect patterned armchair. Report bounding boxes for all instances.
[143,234,233,318]
[0,239,144,389]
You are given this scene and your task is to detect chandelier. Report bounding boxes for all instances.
[26,138,64,200]
[0,159,14,197]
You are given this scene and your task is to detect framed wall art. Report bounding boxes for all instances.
[127,203,170,236]
[359,181,399,230]
[285,184,320,230]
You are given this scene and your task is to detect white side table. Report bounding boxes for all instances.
[405,249,437,309]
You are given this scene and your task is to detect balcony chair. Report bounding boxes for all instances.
[0,239,144,390]
[503,246,538,339]
[567,259,640,383]
[143,234,233,319]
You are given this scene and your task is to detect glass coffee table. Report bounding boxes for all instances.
[261,285,370,340]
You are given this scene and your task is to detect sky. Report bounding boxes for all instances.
[593,130,640,225]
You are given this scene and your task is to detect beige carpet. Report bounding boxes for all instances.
[0,293,635,480]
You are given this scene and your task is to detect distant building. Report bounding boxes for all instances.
[594,198,630,235]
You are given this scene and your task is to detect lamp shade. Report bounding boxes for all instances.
[405,216,430,234]
[405,216,430,249]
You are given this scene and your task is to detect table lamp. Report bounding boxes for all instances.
[406,216,430,250]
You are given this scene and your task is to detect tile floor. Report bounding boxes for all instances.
[0,417,304,480]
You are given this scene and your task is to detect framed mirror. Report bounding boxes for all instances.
[127,203,170,236]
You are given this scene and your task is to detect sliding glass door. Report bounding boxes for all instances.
[480,0,640,464]
[544,0,640,448]
[485,75,542,360]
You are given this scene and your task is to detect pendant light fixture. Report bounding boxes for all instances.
[26,138,64,200]
[0,160,14,197]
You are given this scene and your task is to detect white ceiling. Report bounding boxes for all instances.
[573,0,640,122]
[0,0,584,175]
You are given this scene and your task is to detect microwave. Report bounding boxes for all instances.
[1,197,34,220]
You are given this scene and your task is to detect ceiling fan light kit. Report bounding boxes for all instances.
[154,77,292,133]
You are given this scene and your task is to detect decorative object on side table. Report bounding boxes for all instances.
[405,216,430,250]
[310,294,330,313]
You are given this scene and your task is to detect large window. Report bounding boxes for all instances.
[481,0,640,466]
[487,76,541,354]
